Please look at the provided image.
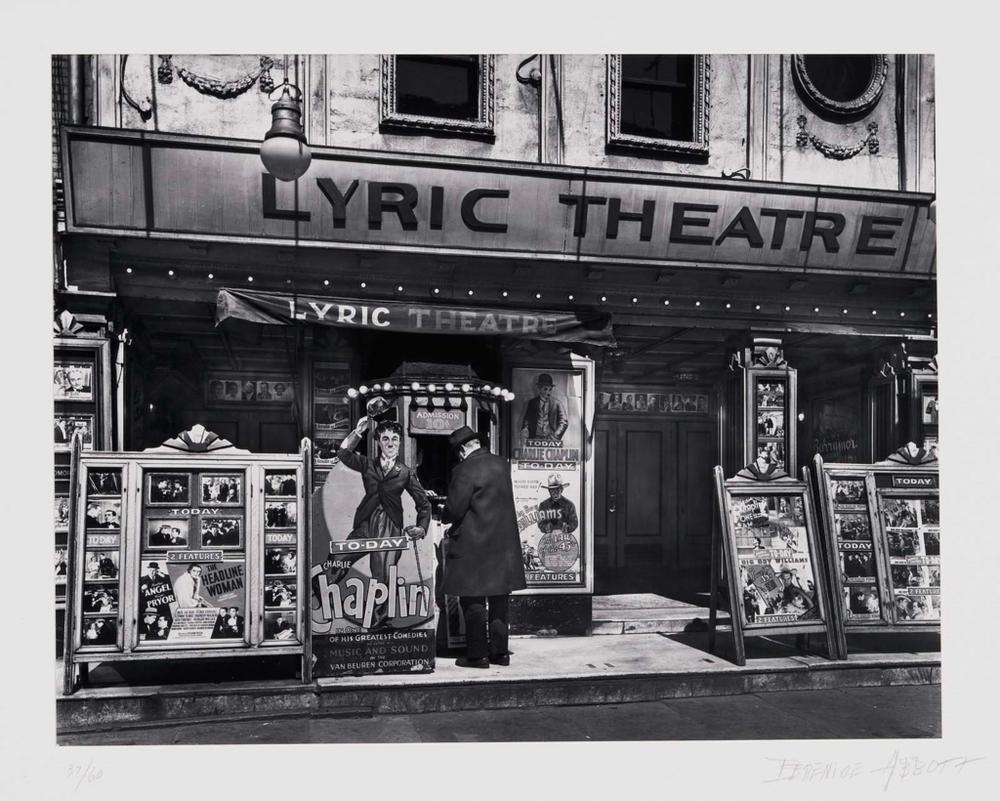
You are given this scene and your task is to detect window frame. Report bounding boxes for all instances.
[606,54,710,157]
[792,54,888,119]
[380,54,495,139]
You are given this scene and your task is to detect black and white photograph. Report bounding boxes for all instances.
[87,470,122,495]
[84,550,119,580]
[756,410,784,437]
[54,495,70,531]
[200,474,242,505]
[147,473,191,505]
[37,45,959,757]
[832,478,866,505]
[147,519,189,548]
[81,617,118,646]
[756,380,785,408]
[211,606,247,640]
[887,529,922,558]
[265,501,297,528]
[841,550,877,579]
[265,472,297,497]
[846,585,882,616]
[265,548,297,576]
[84,499,121,529]
[834,512,871,541]
[200,517,242,548]
[53,414,94,449]
[882,498,920,528]
[53,362,93,401]
[82,585,119,614]
[264,610,297,641]
[206,373,294,404]
[54,548,68,582]
[264,580,296,608]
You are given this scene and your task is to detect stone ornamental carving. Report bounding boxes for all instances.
[797,116,879,160]
[156,55,276,99]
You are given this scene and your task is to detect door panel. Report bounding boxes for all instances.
[677,421,716,572]
[623,428,664,537]
[594,425,612,566]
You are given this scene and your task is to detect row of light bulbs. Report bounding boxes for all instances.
[121,267,933,319]
[345,381,515,402]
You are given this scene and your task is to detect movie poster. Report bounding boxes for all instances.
[510,367,588,591]
[137,557,247,644]
[882,497,941,622]
[309,457,435,676]
[729,494,822,626]
[511,463,583,585]
[828,477,883,622]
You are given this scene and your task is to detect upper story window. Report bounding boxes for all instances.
[792,54,888,120]
[380,55,495,139]
[607,54,709,157]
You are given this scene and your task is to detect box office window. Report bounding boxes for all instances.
[380,54,495,138]
[607,54,709,157]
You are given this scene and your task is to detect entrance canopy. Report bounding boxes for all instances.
[216,288,617,348]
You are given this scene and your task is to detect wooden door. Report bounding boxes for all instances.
[595,418,717,594]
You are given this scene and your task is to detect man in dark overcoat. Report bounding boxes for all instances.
[443,426,526,668]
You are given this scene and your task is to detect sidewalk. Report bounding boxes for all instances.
[56,630,940,734]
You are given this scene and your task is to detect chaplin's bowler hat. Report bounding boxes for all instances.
[448,425,480,452]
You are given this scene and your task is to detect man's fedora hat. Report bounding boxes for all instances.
[536,373,554,387]
[541,473,570,489]
[365,395,393,420]
[448,425,480,452]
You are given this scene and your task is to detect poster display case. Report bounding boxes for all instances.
[721,338,798,478]
[709,461,837,665]
[812,443,940,657]
[54,333,113,652]
[62,425,311,694]
[507,357,595,594]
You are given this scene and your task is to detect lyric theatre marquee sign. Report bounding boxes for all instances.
[63,128,935,276]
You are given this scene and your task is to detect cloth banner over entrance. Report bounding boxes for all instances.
[216,288,617,347]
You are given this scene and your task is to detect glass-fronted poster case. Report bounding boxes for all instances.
[136,469,249,647]
[726,491,822,627]
[754,378,788,472]
[508,360,594,593]
[62,427,310,694]
[813,445,940,657]
[710,464,836,665]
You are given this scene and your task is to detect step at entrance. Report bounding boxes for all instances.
[592,593,728,635]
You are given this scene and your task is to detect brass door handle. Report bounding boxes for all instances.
[608,492,617,513]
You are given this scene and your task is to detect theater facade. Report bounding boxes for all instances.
[53,54,937,648]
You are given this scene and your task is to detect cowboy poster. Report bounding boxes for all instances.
[308,429,435,676]
[511,464,584,587]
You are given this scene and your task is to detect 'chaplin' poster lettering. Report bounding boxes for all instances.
[309,422,435,676]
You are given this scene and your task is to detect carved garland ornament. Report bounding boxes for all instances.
[796,116,879,160]
[156,55,275,99]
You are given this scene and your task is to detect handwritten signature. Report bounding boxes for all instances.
[764,751,985,791]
